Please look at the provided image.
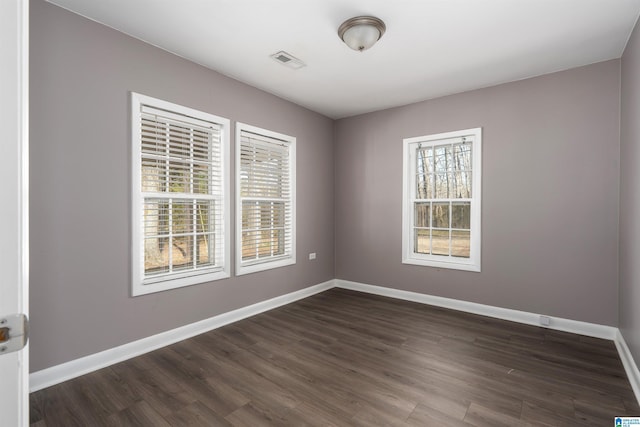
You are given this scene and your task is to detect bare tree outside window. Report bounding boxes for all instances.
[403,128,481,272]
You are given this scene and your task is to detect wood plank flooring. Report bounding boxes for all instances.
[30,288,640,426]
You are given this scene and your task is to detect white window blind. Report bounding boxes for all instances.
[132,93,230,295]
[236,123,296,275]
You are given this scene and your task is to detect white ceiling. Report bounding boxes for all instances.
[47,0,640,119]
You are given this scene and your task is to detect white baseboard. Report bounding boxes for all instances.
[615,330,640,405]
[31,277,640,407]
[336,279,640,405]
[335,279,617,340]
[29,279,335,392]
[335,279,640,404]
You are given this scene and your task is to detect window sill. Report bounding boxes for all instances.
[236,257,295,276]
[402,256,481,272]
[132,269,230,296]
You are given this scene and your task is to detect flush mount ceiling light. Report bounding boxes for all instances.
[338,16,386,52]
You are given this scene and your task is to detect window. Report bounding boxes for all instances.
[131,93,230,296]
[236,123,295,275]
[402,128,482,272]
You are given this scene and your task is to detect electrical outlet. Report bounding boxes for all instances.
[539,315,551,327]
[309,253,316,260]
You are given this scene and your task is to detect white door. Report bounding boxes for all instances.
[0,0,30,425]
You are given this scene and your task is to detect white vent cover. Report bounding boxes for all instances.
[270,51,306,69]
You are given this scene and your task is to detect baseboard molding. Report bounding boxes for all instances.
[615,330,640,405]
[337,279,640,405]
[335,279,618,340]
[29,279,335,392]
[31,277,640,407]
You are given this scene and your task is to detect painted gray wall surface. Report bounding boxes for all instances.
[30,0,334,372]
[334,60,621,326]
[620,18,640,364]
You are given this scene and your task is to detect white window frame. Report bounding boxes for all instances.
[236,123,296,276]
[131,92,230,296]
[402,127,482,272]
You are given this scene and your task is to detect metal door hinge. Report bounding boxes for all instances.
[0,314,28,355]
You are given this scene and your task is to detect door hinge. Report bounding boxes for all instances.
[0,314,28,355]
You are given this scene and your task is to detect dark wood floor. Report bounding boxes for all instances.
[30,288,639,426]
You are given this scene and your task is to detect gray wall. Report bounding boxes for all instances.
[30,0,334,372]
[31,0,627,373]
[620,18,640,364]
[334,60,621,326]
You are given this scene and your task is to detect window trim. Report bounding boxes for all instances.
[235,122,296,276]
[131,92,231,296]
[402,127,482,272]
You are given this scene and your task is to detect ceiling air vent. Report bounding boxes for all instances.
[270,51,306,69]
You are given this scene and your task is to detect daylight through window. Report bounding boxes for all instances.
[402,128,481,271]
[132,93,230,295]
[236,123,296,275]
